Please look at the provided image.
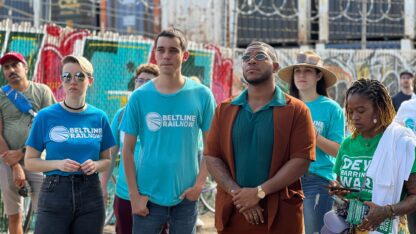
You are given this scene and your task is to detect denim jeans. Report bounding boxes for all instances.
[34,174,105,234]
[302,173,334,234]
[133,198,197,234]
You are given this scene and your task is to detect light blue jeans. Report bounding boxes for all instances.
[302,173,334,234]
[133,198,197,234]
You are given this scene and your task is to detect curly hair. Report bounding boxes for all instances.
[128,63,160,91]
[345,79,395,138]
[135,63,159,77]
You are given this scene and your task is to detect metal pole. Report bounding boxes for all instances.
[230,0,238,48]
[361,0,367,49]
[33,0,41,28]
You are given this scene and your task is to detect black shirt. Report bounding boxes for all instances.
[392,91,413,112]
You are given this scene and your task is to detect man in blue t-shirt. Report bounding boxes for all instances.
[120,28,216,234]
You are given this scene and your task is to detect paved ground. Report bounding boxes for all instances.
[103,212,216,234]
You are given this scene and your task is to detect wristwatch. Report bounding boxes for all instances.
[257,185,266,199]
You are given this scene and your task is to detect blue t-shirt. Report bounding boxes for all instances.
[111,107,141,200]
[120,78,216,206]
[26,103,116,176]
[305,95,345,181]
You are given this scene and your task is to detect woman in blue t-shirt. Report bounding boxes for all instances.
[278,51,345,234]
[24,55,115,234]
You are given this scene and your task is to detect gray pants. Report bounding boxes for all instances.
[0,161,43,215]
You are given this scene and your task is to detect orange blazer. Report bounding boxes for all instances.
[204,94,316,234]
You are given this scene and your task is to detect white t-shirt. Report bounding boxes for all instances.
[395,98,416,132]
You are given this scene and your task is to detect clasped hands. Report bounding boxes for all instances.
[58,159,97,175]
[231,187,264,225]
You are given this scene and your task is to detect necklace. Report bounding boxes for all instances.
[63,100,85,111]
[361,136,372,147]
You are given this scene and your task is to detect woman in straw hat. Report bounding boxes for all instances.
[24,55,115,234]
[278,51,345,234]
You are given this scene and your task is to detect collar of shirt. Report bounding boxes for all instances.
[231,85,286,112]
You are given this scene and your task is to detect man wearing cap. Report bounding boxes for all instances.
[392,70,415,112]
[205,41,315,234]
[0,52,55,234]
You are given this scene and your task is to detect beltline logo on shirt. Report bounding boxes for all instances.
[313,120,324,134]
[49,126,102,142]
[404,118,415,132]
[146,112,197,132]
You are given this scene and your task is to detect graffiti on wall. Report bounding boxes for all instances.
[35,25,90,100]
[0,23,234,121]
[8,23,416,120]
[205,44,233,103]
[182,49,214,87]
[0,31,6,52]
[322,50,414,105]
[234,49,415,106]
[83,39,153,120]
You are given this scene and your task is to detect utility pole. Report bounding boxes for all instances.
[361,0,367,49]
[229,0,238,48]
[33,0,42,28]
[100,0,107,32]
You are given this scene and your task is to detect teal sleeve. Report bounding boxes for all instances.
[120,92,141,136]
[201,89,216,132]
[327,104,345,144]
[100,112,116,152]
[333,141,346,176]
[110,108,123,147]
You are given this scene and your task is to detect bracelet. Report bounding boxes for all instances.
[386,204,396,218]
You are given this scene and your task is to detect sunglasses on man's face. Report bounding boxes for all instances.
[61,72,87,83]
[241,53,268,62]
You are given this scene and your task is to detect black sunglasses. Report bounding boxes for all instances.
[241,53,268,62]
[61,72,87,83]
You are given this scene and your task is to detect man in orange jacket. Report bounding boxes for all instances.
[205,41,316,234]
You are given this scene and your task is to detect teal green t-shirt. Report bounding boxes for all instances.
[231,86,286,187]
[110,107,141,200]
[306,95,345,181]
[334,134,416,201]
[120,78,216,206]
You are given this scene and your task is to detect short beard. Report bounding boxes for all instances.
[243,70,273,85]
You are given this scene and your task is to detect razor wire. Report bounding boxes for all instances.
[328,0,403,23]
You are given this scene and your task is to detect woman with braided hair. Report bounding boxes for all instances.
[328,79,416,233]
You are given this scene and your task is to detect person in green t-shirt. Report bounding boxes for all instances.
[331,79,416,233]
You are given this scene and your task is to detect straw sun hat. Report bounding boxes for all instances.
[278,51,337,88]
